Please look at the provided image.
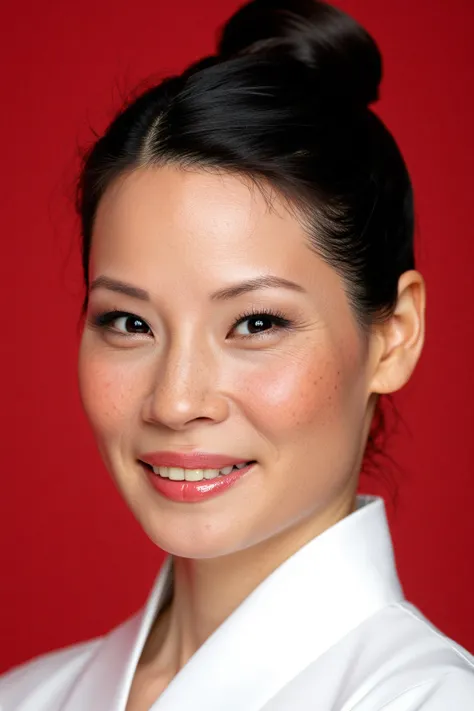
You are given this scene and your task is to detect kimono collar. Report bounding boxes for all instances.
[63,495,404,711]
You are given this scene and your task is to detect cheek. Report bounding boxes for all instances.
[236,343,362,436]
[77,345,138,437]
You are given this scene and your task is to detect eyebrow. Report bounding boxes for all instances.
[89,274,307,302]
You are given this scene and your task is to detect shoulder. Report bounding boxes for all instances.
[394,602,474,667]
[354,600,474,671]
[267,601,474,710]
[350,602,474,707]
[0,637,102,711]
[379,669,474,709]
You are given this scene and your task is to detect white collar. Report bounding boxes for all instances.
[63,495,404,711]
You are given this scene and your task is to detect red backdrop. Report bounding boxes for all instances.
[1,0,473,674]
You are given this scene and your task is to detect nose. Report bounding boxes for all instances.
[141,337,229,431]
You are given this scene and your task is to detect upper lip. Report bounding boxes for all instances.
[139,451,253,469]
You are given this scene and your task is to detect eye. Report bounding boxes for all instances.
[92,310,152,336]
[90,308,295,340]
[231,308,293,338]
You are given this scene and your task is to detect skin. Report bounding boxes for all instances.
[78,164,426,709]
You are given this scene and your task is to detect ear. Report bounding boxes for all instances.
[369,270,426,395]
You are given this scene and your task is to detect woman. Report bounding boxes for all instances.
[1,0,473,708]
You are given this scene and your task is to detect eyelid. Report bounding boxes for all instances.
[91,309,153,337]
[90,306,296,340]
[231,307,293,337]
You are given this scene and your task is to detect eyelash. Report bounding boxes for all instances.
[91,307,294,340]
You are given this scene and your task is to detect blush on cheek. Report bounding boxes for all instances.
[78,358,129,435]
[239,353,346,434]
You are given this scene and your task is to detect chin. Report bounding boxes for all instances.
[135,508,256,560]
[146,531,243,560]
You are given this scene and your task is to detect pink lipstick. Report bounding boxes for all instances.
[138,451,256,503]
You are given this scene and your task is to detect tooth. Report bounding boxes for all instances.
[150,465,247,481]
[203,468,220,479]
[220,465,233,475]
[184,469,204,482]
[152,466,170,478]
[168,467,185,481]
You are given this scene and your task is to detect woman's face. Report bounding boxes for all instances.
[78,165,378,559]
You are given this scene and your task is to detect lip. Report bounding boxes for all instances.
[141,460,256,503]
[139,451,251,469]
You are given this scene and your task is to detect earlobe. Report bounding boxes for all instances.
[369,270,426,396]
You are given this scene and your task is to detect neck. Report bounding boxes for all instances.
[148,491,357,677]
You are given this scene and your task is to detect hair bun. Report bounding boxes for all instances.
[217,0,382,108]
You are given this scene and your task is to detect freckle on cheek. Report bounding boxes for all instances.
[242,359,341,428]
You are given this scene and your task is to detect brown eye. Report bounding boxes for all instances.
[118,316,150,334]
[94,311,152,335]
[234,315,275,336]
[232,309,293,338]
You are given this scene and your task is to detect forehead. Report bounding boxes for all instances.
[90,164,345,311]
[93,165,306,259]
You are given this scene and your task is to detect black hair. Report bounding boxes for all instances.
[76,0,414,486]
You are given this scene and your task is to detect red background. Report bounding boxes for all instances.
[1,0,473,674]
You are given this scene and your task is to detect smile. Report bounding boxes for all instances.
[140,460,257,503]
[147,461,254,482]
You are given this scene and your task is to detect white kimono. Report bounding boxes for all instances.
[1,495,473,710]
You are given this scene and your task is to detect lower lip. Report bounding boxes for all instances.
[141,461,256,503]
